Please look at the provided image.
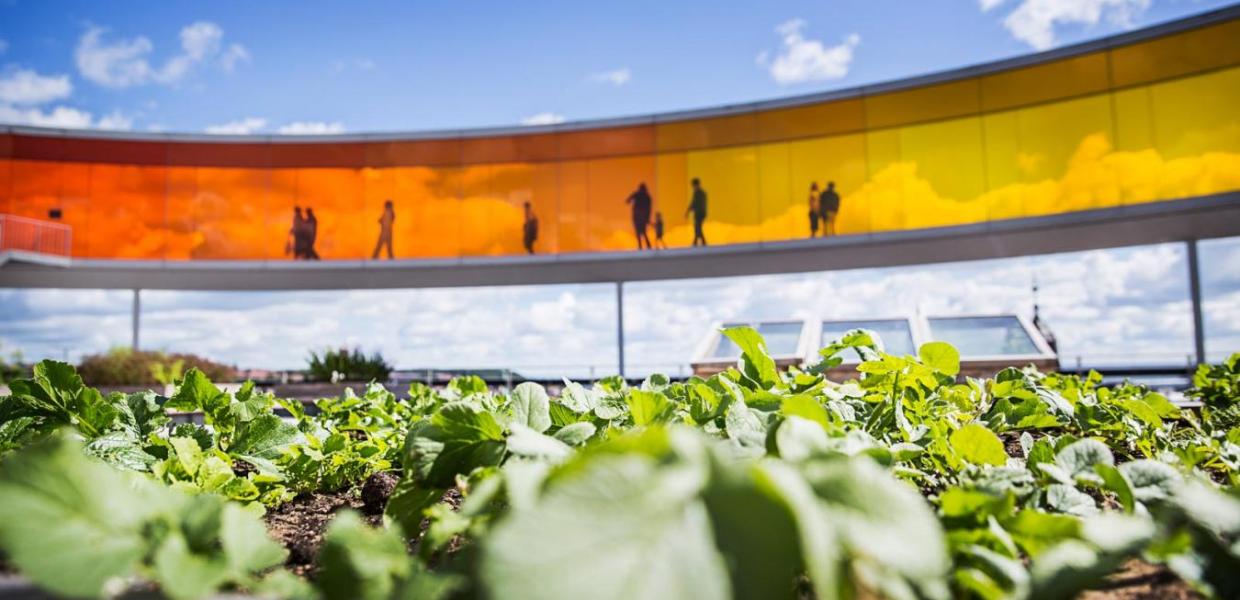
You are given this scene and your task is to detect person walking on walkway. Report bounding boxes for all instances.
[685,178,708,247]
[304,208,321,260]
[522,201,539,254]
[626,182,654,250]
[819,181,840,236]
[808,182,820,237]
[372,200,396,259]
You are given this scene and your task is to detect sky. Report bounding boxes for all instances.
[1,0,1238,374]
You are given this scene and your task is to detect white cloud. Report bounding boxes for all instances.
[0,104,131,130]
[760,19,860,85]
[979,0,1007,11]
[589,67,631,86]
[992,0,1151,50]
[204,117,267,134]
[0,68,73,105]
[520,112,565,126]
[277,121,345,135]
[75,21,249,88]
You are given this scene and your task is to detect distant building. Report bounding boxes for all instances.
[691,315,1057,379]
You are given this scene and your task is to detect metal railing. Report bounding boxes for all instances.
[0,214,72,257]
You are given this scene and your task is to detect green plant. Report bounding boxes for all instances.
[307,347,392,383]
[77,347,235,386]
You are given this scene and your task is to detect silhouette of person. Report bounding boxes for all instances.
[371,200,396,260]
[626,182,653,250]
[304,208,321,260]
[522,201,539,255]
[819,181,840,236]
[808,183,820,238]
[653,211,666,249]
[685,178,708,247]
[288,206,306,259]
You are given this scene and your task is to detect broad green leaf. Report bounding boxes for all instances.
[724,397,768,457]
[318,511,412,600]
[722,326,780,390]
[230,413,301,463]
[480,432,729,600]
[552,422,596,446]
[0,435,165,598]
[774,415,829,462]
[1054,439,1113,483]
[511,382,552,433]
[506,423,571,460]
[919,342,961,377]
[951,423,1008,466]
[1094,464,1134,512]
[627,390,672,426]
[1045,483,1097,516]
[1118,460,1180,503]
[219,502,286,577]
[781,395,830,430]
[1121,398,1162,429]
[1002,510,1080,557]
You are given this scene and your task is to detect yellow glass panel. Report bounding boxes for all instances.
[88,163,166,259]
[864,79,981,130]
[895,117,988,228]
[1112,87,1154,152]
[1149,67,1240,158]
[981,52,1109,112]
[787,133,868,235]
[683,145,760,246]
[1110,19,1240,88]
[755,142,793,241]
[654,153,688,247]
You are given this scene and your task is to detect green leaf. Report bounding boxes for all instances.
[152,529,230,600]
[219,502,286,577]
[951,423,1008,466]
[480,431,730,600]
[1003,510,1081,557]
[781,395,830,430]
[627,390,672,426]
[1054,439,1113,483]
[506,423,571,460]
[1118,460,1180,503]
[230,413,301,463]
[1045,483,1097,516]
[318,511,412,600]
[0,434,165,598]
[919,342,961,377]
[552,422,596,446]
[774,415,829,462]
[1121,398,1163,429]
[403,404,507,488]
[722,326,780,389]
[1094,464,1134,512]
[511,382,553,433]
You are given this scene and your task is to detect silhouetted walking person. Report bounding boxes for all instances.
[372,200,396,260]
[808,183,820,237]
[819,181,840,236]
[305,208,321,260]
[686,178,708,247]
[522,201,539,254]
[288,206,308,259]
[626,182,653,250]
[653,211,667,249]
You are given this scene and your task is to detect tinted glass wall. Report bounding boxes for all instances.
[2,17,1238,261]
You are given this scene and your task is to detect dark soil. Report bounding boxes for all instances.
[360,471,400,515]
[1079,560,1201,600]
[262,489,380,577]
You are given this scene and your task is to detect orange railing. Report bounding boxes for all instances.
[0,214,72,258]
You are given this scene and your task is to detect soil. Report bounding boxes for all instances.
[262,489,381,577]
[360,471,399,515]
[1079,560,1202,599]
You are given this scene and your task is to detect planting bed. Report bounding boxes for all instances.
[0,328,1237,599]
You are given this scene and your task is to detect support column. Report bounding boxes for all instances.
[1186,240,1205,366]
[616,281,625,379]
[131,288,141,351]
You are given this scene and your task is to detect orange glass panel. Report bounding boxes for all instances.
[980,52,1109,112]
[194,167,269,259]
[265,168,364,260]
[0,158,11,215]
[164,166,198,259]
[1110,19,1240,88]
[559,125,655,161]
[558,160,590,252]
[458,162,557,256]
[368,139,462,168]
[656,113,759,153]
[461,133,557,164]
[653,153,688,247]
[864,79,981,130]
[87,163,167,259]
[362,166,462,259]
[588,155,656,251]
[756,98,866,143]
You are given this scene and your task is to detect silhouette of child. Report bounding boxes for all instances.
[653,211,666,249]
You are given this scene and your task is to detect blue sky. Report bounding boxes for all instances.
[1,0,1238,373]
[1,0,1235,132]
